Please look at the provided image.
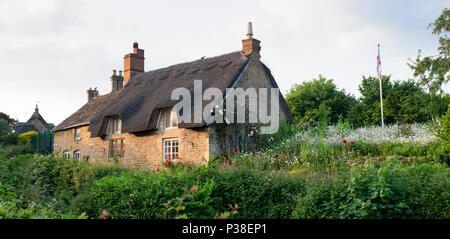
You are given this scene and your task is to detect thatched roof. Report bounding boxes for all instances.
[55,50,292,137]
[88,51,250,137]
[53,91,120,132]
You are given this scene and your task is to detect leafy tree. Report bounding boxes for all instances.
[388,79,428,125]
[358,75,394,125]
[286,75,357,124]
[0,120,11,137]
[408,8,450,118]
[358,76,430,126]
[0,112,15,127]
[0,120,13,146]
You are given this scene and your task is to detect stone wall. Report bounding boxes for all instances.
[54,120,209,170]
[208,57,292,155]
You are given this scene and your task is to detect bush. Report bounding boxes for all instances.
[0,144,33,158]
[433,105,450,164]
[18,131,38,144]
[91,167,215,219]
[90,166,305,219]
[291,174,348,219]
[0,154,129,217]
[400,163,450,218]
[292,159,449,219]
[209,168,305,218]
[1,152,448,219]
[1,133,18,146]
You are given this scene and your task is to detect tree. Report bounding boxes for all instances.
[286,75,357,124]
[408,8,450,118]
[388,79,428,125]
[358,75,394,125]
[0,119,15,146]
[0,120,11,137]
[0,112,15,127]
[358,76,431,126]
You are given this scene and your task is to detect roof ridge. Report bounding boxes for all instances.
[141,51,242,75]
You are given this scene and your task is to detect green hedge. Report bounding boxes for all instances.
[90,167,305,219]
[0,154,129,218]
[292,160,449,219]
[1,154,448,219]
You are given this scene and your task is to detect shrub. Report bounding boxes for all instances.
[292,159,449,219]
[18,131,38,144]
[1,133,18,146]
[433,105,450,164]
[91,167,213,219]
[209,168,305,218]
[291,174,348,219]
[1,144,33,158]
[90,166,305,219]
[399,163,450,218]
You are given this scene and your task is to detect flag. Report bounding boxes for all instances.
[377,44,381,79]
[377,44,384,128]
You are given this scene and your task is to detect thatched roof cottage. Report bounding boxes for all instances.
[53,23,292,168]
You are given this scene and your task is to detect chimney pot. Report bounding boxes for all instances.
[241,22,261,58]
[111,69,124,92]
[87,88,99,103]
[247,22,253,39]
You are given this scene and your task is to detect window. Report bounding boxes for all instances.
[73,151,81,162]
[163,138,179,161]
[109,139,125,158]
[163,109,177,129]
[112,118,121,134]
[75,128,81,140]
[63,151,70,159]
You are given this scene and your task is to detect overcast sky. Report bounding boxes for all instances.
[0,0,448,125]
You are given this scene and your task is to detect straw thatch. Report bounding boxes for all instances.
[88,51,249,137]
[56,51,292,137]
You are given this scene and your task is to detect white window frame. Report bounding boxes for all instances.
[163,109,177,129]
[75,128,81,140]
[163,138,179,161]
[112,118,121,134]
[73,150,82,162]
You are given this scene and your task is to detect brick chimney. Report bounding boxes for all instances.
[111,69,124,92]
[241,22,261,59]
[87,87,99,103]
[123,42,145,85]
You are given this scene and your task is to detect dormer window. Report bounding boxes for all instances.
[111,117,121,134]
[75,127,81,140]
[163,109,177,129]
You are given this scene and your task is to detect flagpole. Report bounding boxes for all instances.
[378,44,385,128]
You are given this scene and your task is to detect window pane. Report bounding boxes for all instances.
[163,138,179,161]
[170,111,177,127]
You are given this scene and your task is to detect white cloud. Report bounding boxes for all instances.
[0,0,447,124]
